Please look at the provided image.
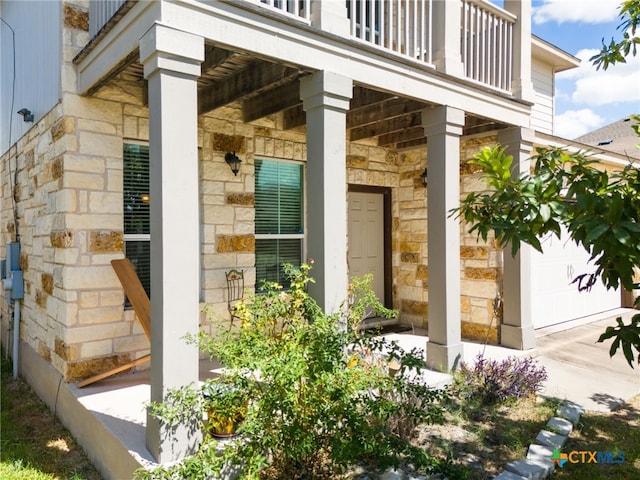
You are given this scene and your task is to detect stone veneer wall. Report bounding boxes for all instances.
[459,135,503,343]
[1,2,513,383]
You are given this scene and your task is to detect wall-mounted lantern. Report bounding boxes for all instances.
[225,152,242,176]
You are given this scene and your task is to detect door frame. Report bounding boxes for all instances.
[347,184,392,309]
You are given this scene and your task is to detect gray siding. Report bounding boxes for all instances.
[1,0,61,153]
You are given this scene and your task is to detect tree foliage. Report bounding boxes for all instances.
[590,0,640,70]
[457,145,640,367]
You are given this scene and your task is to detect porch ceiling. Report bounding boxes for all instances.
[110,44,508,150]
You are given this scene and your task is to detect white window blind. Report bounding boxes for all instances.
[123,143,151,297]
[255,159,304,288]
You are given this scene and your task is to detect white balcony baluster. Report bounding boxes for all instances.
[462,0,514,93]
[347,0,434,65]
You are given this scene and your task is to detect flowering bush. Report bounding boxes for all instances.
[138,264,448,480]
[455,353,548,405]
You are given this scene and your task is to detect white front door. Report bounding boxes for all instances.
[532,228,621,328]
[348,191,385,306]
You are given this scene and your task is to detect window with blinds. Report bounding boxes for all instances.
[255,159,304,289]
[123,143,151,298]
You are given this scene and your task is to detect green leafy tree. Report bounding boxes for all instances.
[590,0,640,70]
[457,145,640,367]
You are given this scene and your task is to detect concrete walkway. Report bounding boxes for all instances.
[533,308,640,412]
[384,308,640,412]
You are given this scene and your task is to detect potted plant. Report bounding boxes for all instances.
[201,378,248,438]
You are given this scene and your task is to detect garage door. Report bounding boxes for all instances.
[531,229,620,328]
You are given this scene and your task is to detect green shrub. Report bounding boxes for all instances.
[138,264,448,479]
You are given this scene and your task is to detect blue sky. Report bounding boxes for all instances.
[528,0,640,139]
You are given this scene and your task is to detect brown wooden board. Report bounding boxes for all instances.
[110,258,151,340]
[76,259,151,388]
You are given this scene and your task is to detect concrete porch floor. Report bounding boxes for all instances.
[51,309,640,479]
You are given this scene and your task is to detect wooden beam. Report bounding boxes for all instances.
[282,86,397,130]
[283,104,306,130]
[349,112,422,141]
[347,99,428,129]
[350,86,396,109]
[395,138,428,150]
[242,79,302,122]
[198,62,298,115]
[377,126,425,147]
[201,46,238,74]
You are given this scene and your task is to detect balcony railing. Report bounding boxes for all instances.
[253,0,311,21]
[88,0,516,94]
[89,0,127,38]
[347,0,433,64]
[462,0,515,92]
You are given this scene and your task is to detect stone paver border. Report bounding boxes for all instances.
[493,400,585,479]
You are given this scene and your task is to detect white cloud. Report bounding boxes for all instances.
[533,0,620,25]
[554,109,605,139]
[557,48,640,107]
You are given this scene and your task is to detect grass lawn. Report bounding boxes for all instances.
[0,354,101,480]
[553,394,640,479]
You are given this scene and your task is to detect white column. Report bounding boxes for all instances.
[300,71,353,314]
[139,24,204,463]
[497,127,536,350]
[310,0,349,36]
[423,106,465,371]
[505,0,535,102]
[432,0,464,77]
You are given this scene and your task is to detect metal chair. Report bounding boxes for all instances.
[225,269,245,327]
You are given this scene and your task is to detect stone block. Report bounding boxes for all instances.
[557,401,584,425]
[55,336,79,361]
[401,252,420,263]
[66,214,121,230]
[212,133,245,153]
[462,321,498,344]
[416,264,428,281]
[42,272,54,295]
[77,131,121,158]
[51,116,75,141]
[400,299,428,316]
[493,471,528,480]
[380,468,403,480]
[226,192,254,206]
[35,290,48,309]
[216,234,255,253]
[89,231,123,253]
[546,417,573,436]
[535,430,567,450]
[79,291,100,308]
[62,265,120,290]
[505,458,553,480]
[66,323,132,344]
[64,4,88,31]
[63,171,105,190]
[80,339,114,359]
[66,354,131,382]
[78,306,125,325]
[465,267,498,280]
[527,443,554,463]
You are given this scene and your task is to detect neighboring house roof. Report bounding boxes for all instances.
[575,117,640,160]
